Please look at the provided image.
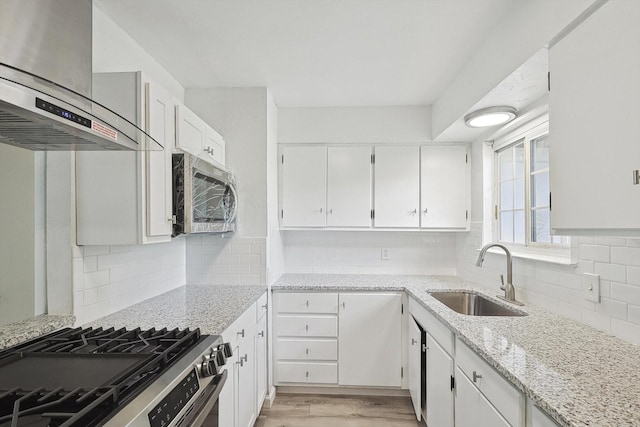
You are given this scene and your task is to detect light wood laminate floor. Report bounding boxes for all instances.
[255,394,425,427]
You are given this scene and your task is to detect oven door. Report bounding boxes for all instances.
[184,370,227,427]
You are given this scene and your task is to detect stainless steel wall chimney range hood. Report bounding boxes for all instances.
[0,0,161,151]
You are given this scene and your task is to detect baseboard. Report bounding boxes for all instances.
[265,386,277,408]
[276,385,410,397]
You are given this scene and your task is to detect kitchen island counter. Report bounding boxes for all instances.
[86,284,267,335]
[273,273,640,427]
[0,314,76,350]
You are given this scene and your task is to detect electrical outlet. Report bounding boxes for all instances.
[381,248,391,260]
[583,273,600,303]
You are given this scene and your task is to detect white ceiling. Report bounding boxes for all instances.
[96,0,517,108]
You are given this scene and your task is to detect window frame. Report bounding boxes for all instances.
[492,119,570,256]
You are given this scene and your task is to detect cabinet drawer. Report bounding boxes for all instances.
[409,296,454,355]
[456,338,524,426]
[277,339,337,361]
[221,302,257,347]
[277,362,337,384]
[276,292,338,314]
[256,292,268,321]
[276,315,337,337]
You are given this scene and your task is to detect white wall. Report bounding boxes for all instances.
[0,145,43,326]
[266,91,285,285]
[184,88,272,286]
[457,117,640,346]
[279,106,432,144]
[67,4,190,325]
[92,4,185,102]
[432,0,600,139]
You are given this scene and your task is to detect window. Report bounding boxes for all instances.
[495,122,569,249]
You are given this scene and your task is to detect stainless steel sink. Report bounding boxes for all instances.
[429,291,527,317]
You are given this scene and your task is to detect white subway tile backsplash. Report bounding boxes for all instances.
[596,298,628,320]
[83,245,110,256]
[626,267,640,286]
[594,262,626,283]
[610,318,640,346]
[610,282,640,306]
[581,309,611,331]
[594,237,627,247]
[610,247,640,267]
[84,270,110,289]
[628,305,640,325]
[579,245,610,262]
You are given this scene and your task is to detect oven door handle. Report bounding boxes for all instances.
[189,370,228,427]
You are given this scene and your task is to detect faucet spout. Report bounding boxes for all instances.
[476,243,522,305]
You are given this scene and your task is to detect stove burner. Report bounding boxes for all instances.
[0,327,202,427]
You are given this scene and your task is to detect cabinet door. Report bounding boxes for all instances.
[338,293,402,387]
[204,125,226,167]
[549,1,640,232]
[218,345,237,427]
[281,145,327,227]
[425,334,453,427]
[408,316,422,421]
[327,146,372,227]
[454,367,510,427]
[374,146,420,227]
[420,146,468,229]
[145,81,173,238]
[255,316,267,412]
[175,104,205,156]
[236,333,256,427]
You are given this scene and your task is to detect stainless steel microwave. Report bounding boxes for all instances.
[172,153,237,236]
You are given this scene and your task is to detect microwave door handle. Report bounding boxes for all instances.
[228,183,239,223]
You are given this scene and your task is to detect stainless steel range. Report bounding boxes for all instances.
[0,327,231,426]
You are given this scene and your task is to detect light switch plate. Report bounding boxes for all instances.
[583,273,600,303]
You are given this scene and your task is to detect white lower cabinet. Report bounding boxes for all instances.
[527,400,561,427]
[408,316,422,421]
[338,293,402,387]
[273,291,403,388]
[426,333,454,427]
[219,292,268,427]
[455,366,510,427]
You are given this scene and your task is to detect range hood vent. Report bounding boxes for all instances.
[0,63,162,151]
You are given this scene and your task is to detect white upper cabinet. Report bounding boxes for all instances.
[77,72,173,245]
[175,103,226,167]
[420,146,468,229]
[327,146,372,227]
[549,0,640,234]
[281,145,327,227]
[145,82,173,238]
[374,146,420,228]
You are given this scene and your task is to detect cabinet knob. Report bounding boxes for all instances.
[305,324,309,332]
[258,330,264,337]
[306,348,309,355]
[411,209,417,215]
[411,338,417,345]
[262,303,268,310]
[306,300,309,308]
[423,208,428,215]
[319,208,323,213]
[473,371,483,382]
[342,302,346,309]
[306,371,309,378]
[237,329,245,338]
[634,170,640,185]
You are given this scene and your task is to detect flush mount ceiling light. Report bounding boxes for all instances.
[464,106,517,128]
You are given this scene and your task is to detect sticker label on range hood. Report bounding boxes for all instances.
[91,121,118,141]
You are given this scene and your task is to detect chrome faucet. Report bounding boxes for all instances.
[476,243,524,306]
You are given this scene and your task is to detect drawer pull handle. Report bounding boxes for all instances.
[342,302,345,309]
[237,329,245,338]
[411,338,417,345]
[262,303,268,310]
[305,324,309,332]
[306,300,309,308]
[306,348,309,355]
[258,330,264,337]
[473,371,482,382]
[306,371,309,378]
[237,355,248,367]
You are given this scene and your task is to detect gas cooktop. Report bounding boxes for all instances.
[0,326,227,427]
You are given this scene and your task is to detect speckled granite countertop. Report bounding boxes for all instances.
[273,274,640,427]
[0,314,76,350]
[86,285,267,335]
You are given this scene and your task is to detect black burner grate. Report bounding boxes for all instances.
[0,327,202,427]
